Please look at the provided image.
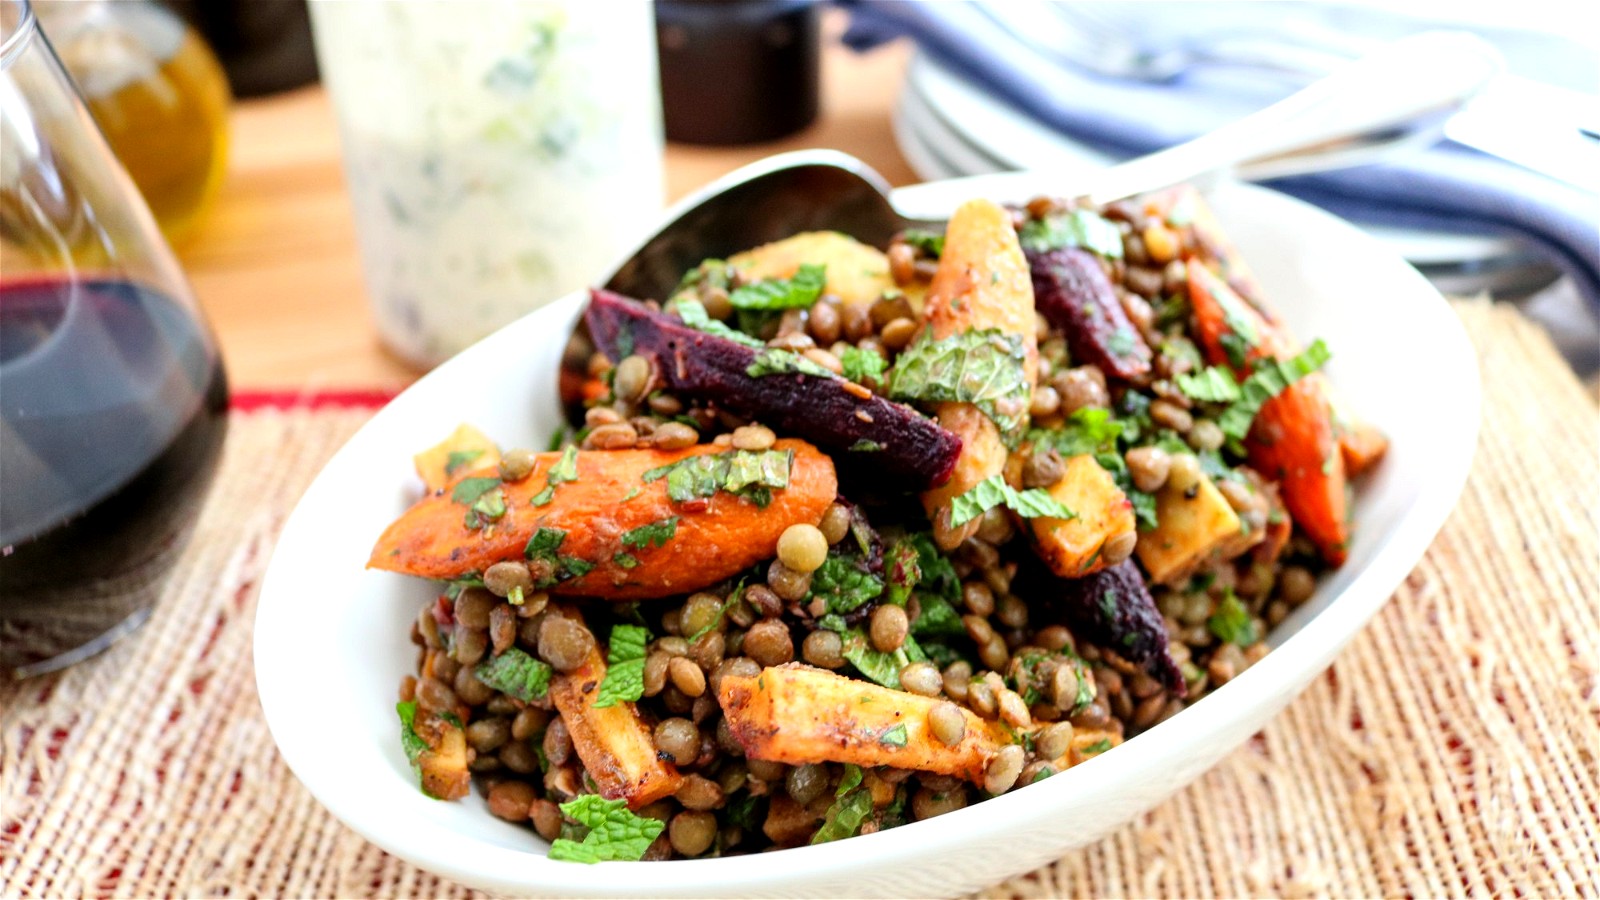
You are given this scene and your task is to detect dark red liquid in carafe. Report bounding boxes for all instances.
[0,277,227,675]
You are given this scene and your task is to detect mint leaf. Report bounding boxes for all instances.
[1083,738,1113,755]
[839,627,925,689]
[747,348,836,379]
[882,539,921,607]
[1207,589,1259,646]
[948,475,1075,528]
[451,477,502,506]
[811,765,874,844]
[464,486,507,530]
[396,701,428,780]
[547,795,665,863]
[593,624,651,709]
[525,527,568,564]
[620,516,678,550]
[613,552,639,568]
[889,327,1031,447]
[808,555,884,616]
[901,228,945,258]
[445,449,485,476]
[1027,407,1123,459]
[1018,208,1124,258]
[673,296,765,348]
[1176,366,1243,403]
[728,263,827,310]
[1217,340,1332,441]
[474,648,552,702]
[643,449,792,505]
[839,345,888,383]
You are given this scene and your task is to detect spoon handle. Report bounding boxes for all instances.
[1081,31,1503,204]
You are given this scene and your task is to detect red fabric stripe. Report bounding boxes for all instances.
[229,389,398,412]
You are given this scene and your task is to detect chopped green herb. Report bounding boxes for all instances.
[547,795,666,863]
[879,723,908,748]
[463,486,507,530]
[949,475,1075,528]
[1083,738,1113,755]
[1031,767,1056,784]
[1018,208,1124,258]
[808,555,884,616]
[1215,340,1332,441]
[525,527,568,564]
[888,327,1031,447]
[1027,407,1122,459]
[848,439,882,452]
[548,444,579,483]
[687,581,745,643]
[395,701,430,792]
[1207,588,1259,646]
[444,449,485,476]
[621,516,679,550]
[811,764,874,845]
[450,476,501,506]
[593,624,651,708]
[529,485,555,506]
[561,557,595,578]
[839,345,887,383]
[474,648,552,702]
[1107,327,1137,357]
[747,348,837,379]
[612,552,639,569]
[643,449,793,506]
[882,539,921,607]
[621,485,643,501]
[672,296,765,348]
[1175,366,1242,403]
[839,628,925,689]
[728,263,827,310]
[901,228,945,258]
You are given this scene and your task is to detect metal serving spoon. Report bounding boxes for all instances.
[604,31,1501,301]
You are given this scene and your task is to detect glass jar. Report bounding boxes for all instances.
[309,0,665,368]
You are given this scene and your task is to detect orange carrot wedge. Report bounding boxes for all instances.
[1187,260,1349,565]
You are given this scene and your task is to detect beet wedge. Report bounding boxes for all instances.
[586,289,961,491]
[1026,559,1185,695]
[1029,246,1153,381]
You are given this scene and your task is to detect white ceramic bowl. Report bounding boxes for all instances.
[255,175,1478,898]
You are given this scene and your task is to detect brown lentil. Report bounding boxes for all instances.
[1188,418,1225,452]
[785,763,829,805]
[487,780,536,821]
[587,421,639,449]
[452,628,488,667]
[984,744,1026,794]
[841,303,872,341]
[537,617,594,673]
[1149,398,1194,433]
[744,583,783,618]
[996,593,1029,630]
[584,405,622,428]
[1056,366,1110,413]
[1102,530,1138,566]
[802,629,845,669]
[912,787,967,821]
[1036,624,1073,652]
[766,560,811,601]
[879,316,919,351]
[530,798,563,841]
[1126,446,1173,493]
[730,423,776,451]
[1036,721,1075,760]
[1167,452,1203,496]
[511,707,549,741]
[967,679,998,719]
[869,293,913,328]
[455,589,495,630]
[669,656,707,697]
[979,634,1011,671]
[744,619,794,667]
[643,652,670,697]
[689,630,725,671]
[670,811,718,857]
[466,717,511,753]
[497,448,538,482]
[651,421,699,450]
[942,661,973,701]
[453,666,495,705]
[676,773,725,811]
[899,660,943,697]
[499,740,539,774]
[776,523,829,573]
[962,581,996,617]
[997,688,1031,728]
[613,354,655,403]
[1029,384,1063,418]
[542,717,574,767]
[818,504,852,546]
[415,676,458,713]
[488,603,518,655]
[927,702,967,745]
[1279,565,1316,604]
[888,242,916,284]
[869,604,909,652]
[654,718,700,765]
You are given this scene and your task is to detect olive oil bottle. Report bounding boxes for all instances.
[36,0,230,244]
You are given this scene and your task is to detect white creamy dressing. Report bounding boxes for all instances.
[310,0,664,366]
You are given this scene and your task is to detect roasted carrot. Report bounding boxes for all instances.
[547,606,684,808]
[369,439,837,599]
[918,198,1038,548]
[1187,259,1349,565]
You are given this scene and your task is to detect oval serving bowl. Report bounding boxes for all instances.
[254,175,1478,898]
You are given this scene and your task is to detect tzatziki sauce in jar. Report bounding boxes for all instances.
[310,0,664,367]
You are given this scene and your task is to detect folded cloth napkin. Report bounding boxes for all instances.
[841,1,1600,313]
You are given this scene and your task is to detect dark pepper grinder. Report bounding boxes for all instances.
[656,0,821,145]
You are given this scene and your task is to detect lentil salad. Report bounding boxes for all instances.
[369,185,1386,862]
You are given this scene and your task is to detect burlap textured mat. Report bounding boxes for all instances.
[2,302,1596,898]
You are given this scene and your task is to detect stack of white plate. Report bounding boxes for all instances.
[893,51,1564,300]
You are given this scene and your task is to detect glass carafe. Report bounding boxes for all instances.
[0,0,229,678]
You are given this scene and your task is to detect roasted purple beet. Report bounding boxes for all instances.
[1026,559,1185,695]
[1029,247,1153,381]
[585,289,962,491]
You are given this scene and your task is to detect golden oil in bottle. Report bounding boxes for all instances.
[38,0,230,245]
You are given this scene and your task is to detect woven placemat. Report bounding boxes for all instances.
[2,301,1596,899]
